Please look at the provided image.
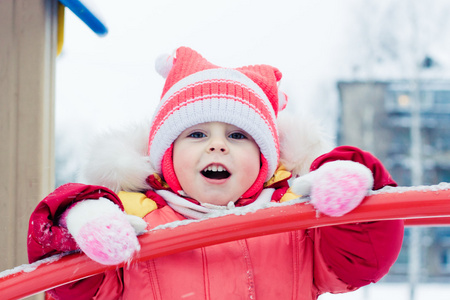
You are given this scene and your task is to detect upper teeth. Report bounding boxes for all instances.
[204,165,227,172]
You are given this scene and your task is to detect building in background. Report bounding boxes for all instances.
[337,80,450,281]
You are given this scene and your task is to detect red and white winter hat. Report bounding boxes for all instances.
[148,47,288,197]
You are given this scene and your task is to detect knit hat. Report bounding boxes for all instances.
[149,47,288,198]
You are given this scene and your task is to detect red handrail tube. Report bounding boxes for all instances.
[1,188,449,299]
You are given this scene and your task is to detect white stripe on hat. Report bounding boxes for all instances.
[150,97,279,181]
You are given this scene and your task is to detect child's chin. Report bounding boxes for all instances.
[199,197,237,207]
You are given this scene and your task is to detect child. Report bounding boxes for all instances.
[27,47,404,300]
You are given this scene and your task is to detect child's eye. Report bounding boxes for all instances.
[229,132,247,140]
[188,132,206,138]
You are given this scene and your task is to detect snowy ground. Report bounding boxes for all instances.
[319,283,450,300]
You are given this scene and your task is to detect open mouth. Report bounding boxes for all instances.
[201,164,231,180]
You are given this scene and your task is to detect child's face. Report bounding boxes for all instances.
[173,122,261,206]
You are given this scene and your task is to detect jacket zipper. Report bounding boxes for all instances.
[239,240,256,299]
[291,231,300,300]
[202,247,211,300]
[146,260,163,300]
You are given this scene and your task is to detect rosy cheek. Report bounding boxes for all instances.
[240,158,260,181]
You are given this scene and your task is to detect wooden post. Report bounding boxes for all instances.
[0,1,57,298]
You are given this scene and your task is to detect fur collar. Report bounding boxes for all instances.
[78,112,333,193]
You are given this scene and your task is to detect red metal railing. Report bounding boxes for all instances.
[1,187,449,299]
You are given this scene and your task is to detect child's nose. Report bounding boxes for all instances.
[208,146,227,153]
[207,138,228,153]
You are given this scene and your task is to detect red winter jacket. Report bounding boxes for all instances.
[27,146,404,300]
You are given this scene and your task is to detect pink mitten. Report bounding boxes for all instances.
[61,198,146,265]
[291,161,374,217]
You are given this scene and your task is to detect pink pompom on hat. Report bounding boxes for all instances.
[149,47,288,198]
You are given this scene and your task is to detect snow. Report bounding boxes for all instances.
[152,183,450,231]
[0,254,66,279]
[370,182,450,194]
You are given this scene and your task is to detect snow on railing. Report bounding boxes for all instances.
[1,185,449,299]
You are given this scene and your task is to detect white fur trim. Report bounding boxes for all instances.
[66,198,123,237]
[78,111,332,191]
[277,111,333,177]
[125,214,148,235]
[290,172,317,196]
[78,121,155,193]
